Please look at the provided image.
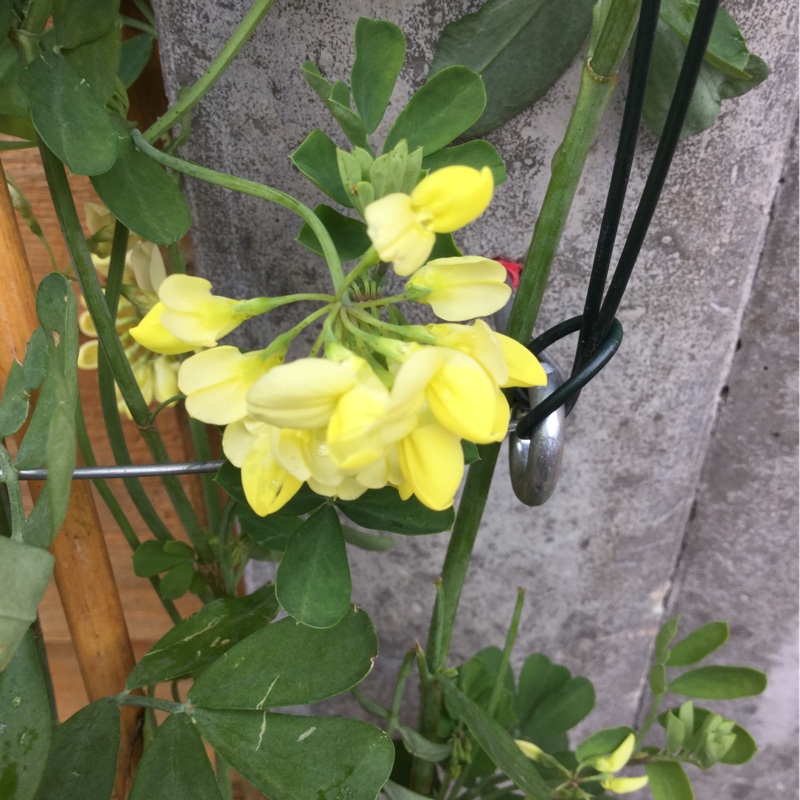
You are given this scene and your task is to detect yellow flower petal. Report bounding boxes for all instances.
[153,356,179,403]
[128,241,167,293]
[601,776,649,795]
[158,274,247,348]
[594,733,636,774]
[365,193,436,277]
[397,422,463,510]
[222,418,259,467]
[78,310,97,337]
[495,333,547,388]
[77,340,99,369]
[411,166,493,233]
[241,431,302,516]
[129,303,196,355]
[407,256,510,321]
[247,358,357,430]
[179,346,279,425]
[428,320,508,385]
[328,383,389,470]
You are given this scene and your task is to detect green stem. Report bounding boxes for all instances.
[74,398,183,625]
[337,246,379,299]
[635,692,664,749]
[188,416,222,535]
[167,241,188,275]
[0,446,24,541]
[262,304,335,358]
[504,65,617,346]
[348,308,436,344]
[132,130,345,290]
[39,147,212,561]
[144,0,277,142]
[31,616,58,721]
[216,498,239,597]
[388,649,417,730]
[486,588,525,718]
[235,292,336,315]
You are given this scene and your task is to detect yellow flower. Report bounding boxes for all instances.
[365,166,493,276]
[406,256,511,321]
[178,347,282,425]
[129,302,197,355]
[397,420,464,510]
[515,740,546,763]
[85,202,141,258]
[593,733,636,774]
[601,776,649,795]
[155,274,248,348]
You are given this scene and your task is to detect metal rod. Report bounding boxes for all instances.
[14,460,226,481]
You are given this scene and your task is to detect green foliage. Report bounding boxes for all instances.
[514,652,595,748]
[302,62,367,149]
[63,23,122,104]
[33,699,120,800]
[422,141,506,187]
[132,540,201,600]
[189,607,377,709]
[52,0,120,50]
[653,615,680,663]
[119,34,154,88]
[0,39,35,140]
[440,677,550,800]
[383,66,486,157]
[297,204,371,260]
[192,710,394,800]
[126,583,279,689]
[337,487,455,534]
[19,52,120,176]
[128,714,222,800]
[352,18,406,134]
[290,129,354,208]
[666,621,729,666]
[275,505,352,628]
[0,362,29,438]
[646,761,695,800]
[643,5,769,139]
[0,632,52,799]
[575,726,632,763]
[429,0,594,137]
[91,129,191,244]
[667,665,767,700]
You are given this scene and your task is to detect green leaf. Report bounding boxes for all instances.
[302,63,367,149]
[659,0,750,78]
[342,525,395,552]
[237,506,301,552]
[126,584,278,688]
[276,506,352,628]
[690,707,757,765]
[643,20,769,139]
[575,726,632,763]
[158,562,195,600]
[429,0,593,137]
[21,328,48,393]
[189,606,376,709]
[0,2,12,41]
[192,709,394,799]
[646,761,695,800]
[654,615,680,663]
[428,232,463,261]
[422,140,506,186]
[91,128,191,244]
[0,538,55,670]
[53,0,119,49]
[439,678,550,800]
[383,780,431,800]
[14,370,56,471]
[461,440,481,465]
[0,40,35,141]
[45,372,76,544]
[383,66,486,157]
[119,34,154,88]
[515,653,594,742]
[63,22,122,104]
[397,724,453,762]
[0,632,52,800]
[649,664,667,695]
[0,362,29,438]
[34,698,119,800]
[19,52,119,176]
[352,18,406,134]
[666,621,729,667]
[128,714,222,800]
[132,540,192,578]
[290,129,353,207]
[336,487,454,535]
[667,666,767,700]
[297,204,371,261]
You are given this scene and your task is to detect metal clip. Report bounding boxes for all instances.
[508,350,565,506]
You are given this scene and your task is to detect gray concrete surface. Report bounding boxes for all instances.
[154,1,798,796]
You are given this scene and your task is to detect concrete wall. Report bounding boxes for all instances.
[154,1,798,795]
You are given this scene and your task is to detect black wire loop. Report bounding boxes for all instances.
[513,316,624,441]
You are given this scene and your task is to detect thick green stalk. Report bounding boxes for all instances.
[411,5,641,791]
[188,416,222,535]
[39,145,212,562]
[145,0,277,142]
[486,588,525,717]
[131,130,345,291]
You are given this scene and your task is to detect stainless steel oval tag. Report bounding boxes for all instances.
[509,350,565,506]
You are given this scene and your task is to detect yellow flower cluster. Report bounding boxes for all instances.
[77,205,180,419]
[127,163,547,513]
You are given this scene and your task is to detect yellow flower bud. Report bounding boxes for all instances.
[406,256,511,321]
[601,775,649,794]
[515,739,546,763]
[365,166,493,277]
[593,733,636,774]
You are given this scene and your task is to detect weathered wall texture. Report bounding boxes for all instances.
[154,1,798,795]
